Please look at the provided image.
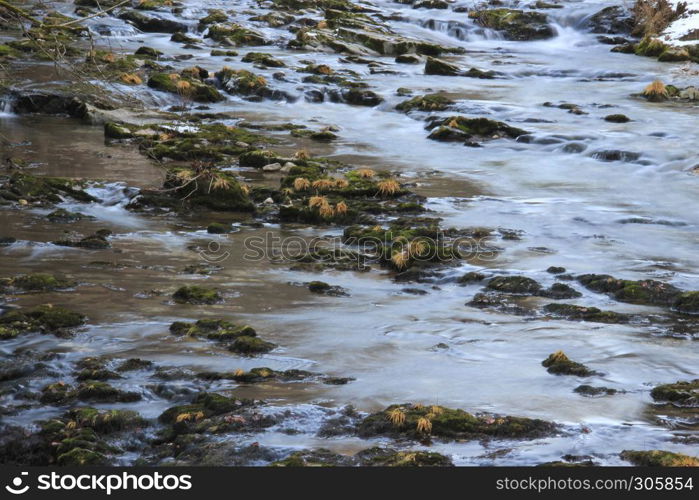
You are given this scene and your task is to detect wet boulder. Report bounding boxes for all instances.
[585,6,634,35]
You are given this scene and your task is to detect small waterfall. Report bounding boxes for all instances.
[0,95,15,117]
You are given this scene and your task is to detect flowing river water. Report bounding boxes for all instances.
[0,0,697,465]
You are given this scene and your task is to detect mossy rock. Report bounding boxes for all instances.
[469,9,554,41]
[620,450,699,467]
[215,67,268,95]
[577,274,681,307]
[228,336,276,354]
[53,231,110,250]
[238,150,284,168]
[75,381,141,403]
[542,351,597,377]
[172,286,221,304]
[574,385,617,396]
[116,358,154,372]
[133,168,254,212]
[650,380,699,406]
[357,447,454,467]
[75,368,121,381]
[56,447,108,466]
[206,23,267,45]
[242,52,285,67]
[358,403,557,441]
[0,304,85,339]
[604,113,630,123]
[65,407,147,433]
[396,93,453,112]
[1,172,96,204]
[672,292,699,315]
[543,303,630,324]
[158,392,249,424]
[0,273,76,293]
[40,381,141,405]
[427,116,528,144]
[198,9,228,28]
[47,208,90,222]
[127,122,268,163]
[634,37,668,57]
[147,72,225,103]
[424,56,460,76]
[539,283,582,299]
[169,319,256,340]
[207,222,230,234]
[486,276,542,295]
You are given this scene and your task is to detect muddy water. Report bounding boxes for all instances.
[1,0,698,465]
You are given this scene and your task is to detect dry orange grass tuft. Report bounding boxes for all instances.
[294,149,311,160]
[391,251,410,270]
[377,179,401,196]
[308,196,327,208]
[318,202,335,218]
[334,178,349,189]
[355,168,376,178]
[293,177,311,191]
[642,80,668,101]
[176,80,194,97]
[416,417,432,434]
[120,73,142,85]
[312,179,335,192]
[335,201,348,215]
[386,408,406,427]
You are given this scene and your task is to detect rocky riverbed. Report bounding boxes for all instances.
[0,0,697,466]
